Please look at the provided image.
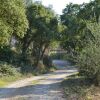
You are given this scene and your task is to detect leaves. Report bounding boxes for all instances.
[0,0,28,46]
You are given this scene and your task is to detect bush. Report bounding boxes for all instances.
[0,62,18,76]
[77,43,100,86]
[77,23,100,86]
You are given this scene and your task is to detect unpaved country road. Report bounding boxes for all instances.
[0,60,77,100]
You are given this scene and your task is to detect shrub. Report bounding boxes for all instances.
[77,22,100,86]
[0,62,18,76]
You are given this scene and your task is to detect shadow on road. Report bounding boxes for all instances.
[0,60,77,100]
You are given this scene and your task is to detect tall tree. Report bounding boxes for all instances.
[21,2,58,65]
[61,3,89,54]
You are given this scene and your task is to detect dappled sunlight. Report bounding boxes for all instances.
[0,60,77,100]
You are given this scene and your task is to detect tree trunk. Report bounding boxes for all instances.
[40,44,48,60]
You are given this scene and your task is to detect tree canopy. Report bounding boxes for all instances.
[0,0,28,46]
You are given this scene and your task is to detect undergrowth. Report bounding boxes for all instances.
[62,74,100,100]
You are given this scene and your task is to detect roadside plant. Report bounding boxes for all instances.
[77,22,100,86]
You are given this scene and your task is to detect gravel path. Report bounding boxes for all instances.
[0,60,77,100]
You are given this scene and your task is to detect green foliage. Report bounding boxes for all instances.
[77,22,100,86]
[0,1,58,76]
[22,2,58,66]
[0,0,28,46]
[0,62,18,76]
[61,1,100,86]
[61,3,91,54]
[78,0,100,22]
[60,0,100,54]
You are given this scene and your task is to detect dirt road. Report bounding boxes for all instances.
[0,60,77,100]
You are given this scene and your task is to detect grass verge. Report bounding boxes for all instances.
[0,72,38,88]
[0,74,25,87]
[0,67,56,88]
[61,74,100,100]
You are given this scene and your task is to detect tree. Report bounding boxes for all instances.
[0,0,28,46]
[60,3,92,55]
[78,0,100,22]
[21,2,58,66]
[24,0,32,6]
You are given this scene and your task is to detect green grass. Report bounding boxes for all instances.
[0,73,35,87]
[0,81,7,87]
[61,74,100,100]
[0,74,22,87]
[0,67,56,88]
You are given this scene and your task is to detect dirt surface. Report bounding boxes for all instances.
[0,60,77,100]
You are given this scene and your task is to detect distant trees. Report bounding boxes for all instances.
[61,0,100,55]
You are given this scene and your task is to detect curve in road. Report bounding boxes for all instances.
[0,60,77,100]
